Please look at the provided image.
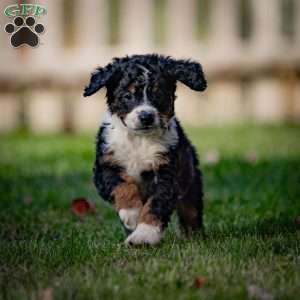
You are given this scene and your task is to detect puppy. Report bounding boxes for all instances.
[84,54,207,245]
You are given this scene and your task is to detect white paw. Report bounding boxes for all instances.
[119,208,140,231]
[125,223,163,245]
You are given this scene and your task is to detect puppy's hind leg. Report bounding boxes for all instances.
[177,176,204,237]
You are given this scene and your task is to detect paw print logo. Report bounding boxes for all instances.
[4,16,45,48]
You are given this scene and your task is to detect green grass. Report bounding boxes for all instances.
[0,124,300,300]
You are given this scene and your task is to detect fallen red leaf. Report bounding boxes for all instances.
[38,287,53,300]
[71,197,96,217]
[204,150,220,165]
[295,216,300,229]
[247,284,273,300]
[23,196,33,205]
[245,151,258,164]
[194,276,208,288]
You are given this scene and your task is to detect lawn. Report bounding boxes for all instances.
[0,124,299,300]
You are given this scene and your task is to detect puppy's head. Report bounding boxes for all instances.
[84,54,207,133]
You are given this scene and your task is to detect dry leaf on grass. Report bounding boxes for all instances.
[295,216,300,229]
[203,150,220,165]
[245,151,258,164]
[23,196,33,205]
[38,287,53,300]
[71,197,96,218]
[247,284,273,300]
[194,276,208,288]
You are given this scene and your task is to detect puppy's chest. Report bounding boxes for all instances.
[104,129,168,180]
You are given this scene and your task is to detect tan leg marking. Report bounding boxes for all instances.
[111,175,143,231]
[111,176,143,210]
[138,199,162,227]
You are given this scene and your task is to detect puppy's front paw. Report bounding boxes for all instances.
[119,208,140,231]
[125,223,163,245]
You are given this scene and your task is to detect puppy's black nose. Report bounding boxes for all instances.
[139,110,155,126]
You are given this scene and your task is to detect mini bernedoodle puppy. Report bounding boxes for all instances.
[84,54,207,245]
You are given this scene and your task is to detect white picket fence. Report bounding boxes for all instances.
[0,0,299,132]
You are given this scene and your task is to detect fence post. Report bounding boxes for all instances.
[209,0,241,59]
[0,94,20,132]
[120,0,153,51]
[250,78,287,122]
[295,0,300,56]
[293,80,300,122]
[175,84,208,126]
[249,0,287,122]
[75,0,108,52]
[250,0,282,55]
[27,0,64,66]
[72,90,107,132]
[26,90,65,133]
[165,0,197,54]
[293,1,300,122]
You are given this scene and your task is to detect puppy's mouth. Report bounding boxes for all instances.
[120,117,169,135]
[120,115,160,133]
[133,126,157,132]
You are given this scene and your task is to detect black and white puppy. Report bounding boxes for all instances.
[84,54,207,245]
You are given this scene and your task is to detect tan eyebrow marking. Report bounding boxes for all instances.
[128,83,136,93]
[152,82,159,92]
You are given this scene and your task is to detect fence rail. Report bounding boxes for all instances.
[0,0,300,132]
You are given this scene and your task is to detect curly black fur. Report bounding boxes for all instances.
[84,54,206,237]
[83,54,206,105]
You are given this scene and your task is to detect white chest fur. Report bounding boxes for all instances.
[103,114,178,180]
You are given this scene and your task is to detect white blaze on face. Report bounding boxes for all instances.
[123,65,160,131]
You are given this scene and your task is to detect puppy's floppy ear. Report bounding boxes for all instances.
[166,58,207,91]
[83,63,116,97]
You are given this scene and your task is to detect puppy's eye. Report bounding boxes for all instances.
[128,83,136,94]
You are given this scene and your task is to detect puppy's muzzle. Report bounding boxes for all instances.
[139,110,155,127]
